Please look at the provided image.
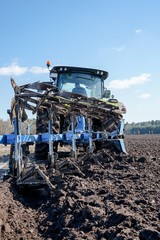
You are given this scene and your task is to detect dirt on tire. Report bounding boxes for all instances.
[0,134,160,240]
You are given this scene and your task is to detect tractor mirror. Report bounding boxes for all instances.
[103,89,111,98]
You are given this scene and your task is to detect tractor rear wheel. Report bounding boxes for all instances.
[35,108,60,160]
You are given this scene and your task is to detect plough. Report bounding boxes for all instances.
[0,64,127,189]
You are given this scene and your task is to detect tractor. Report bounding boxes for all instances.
[35,63,126,161]
[0,62,127,188]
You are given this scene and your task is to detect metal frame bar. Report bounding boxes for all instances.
[0,129,125,145]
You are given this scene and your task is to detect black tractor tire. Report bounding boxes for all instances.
[35,108,60,160]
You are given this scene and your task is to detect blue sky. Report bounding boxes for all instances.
[0,0,160,123]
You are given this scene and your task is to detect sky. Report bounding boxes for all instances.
[0,0,160,123]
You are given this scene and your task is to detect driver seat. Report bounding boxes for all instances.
[72,84,87,97]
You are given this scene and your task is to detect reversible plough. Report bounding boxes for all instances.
[0,65,127,189]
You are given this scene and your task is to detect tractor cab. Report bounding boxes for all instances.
[49,66,108,99]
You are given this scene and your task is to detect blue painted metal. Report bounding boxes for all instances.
[0,131,126,152]
[112,138,126,153]
[112,119,126,153]
[0,118,126,154]
[0,131,119,144]
[75,116,86,133]
[119,119,125,135]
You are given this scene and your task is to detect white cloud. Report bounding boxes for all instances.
[113,46,125,52]
[29,66,49,74]
[135,29,142,34]
[108,73,151,90]
[139,93,151,99]
[0,62,28,76]
[0,62,48,76]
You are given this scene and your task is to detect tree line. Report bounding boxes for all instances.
[0,118,160,135]
[124,120,160,135]
[0,118,36,135]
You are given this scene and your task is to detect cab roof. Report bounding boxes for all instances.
[50,66,109,80]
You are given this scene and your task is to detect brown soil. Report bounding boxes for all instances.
[0,135,160,240]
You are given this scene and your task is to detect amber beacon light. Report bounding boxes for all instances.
[46,60,51,69]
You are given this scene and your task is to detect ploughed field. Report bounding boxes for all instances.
[0,134,159,240]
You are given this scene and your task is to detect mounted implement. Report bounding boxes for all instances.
[0,63,127,189]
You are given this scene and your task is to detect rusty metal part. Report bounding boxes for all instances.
[10,79,122,124]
